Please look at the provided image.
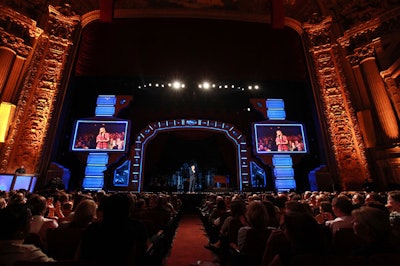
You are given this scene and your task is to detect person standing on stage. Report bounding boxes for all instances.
[189,163,197,193]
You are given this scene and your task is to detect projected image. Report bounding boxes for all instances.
[113,160,130,187]
[71,120,129,152]
[253,123,307,154]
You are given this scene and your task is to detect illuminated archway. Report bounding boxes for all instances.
[131,119,249,192]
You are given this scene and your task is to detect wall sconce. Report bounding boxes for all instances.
[0,102,16,142]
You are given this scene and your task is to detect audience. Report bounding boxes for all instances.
[1,187,400,266]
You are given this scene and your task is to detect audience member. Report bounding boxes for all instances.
[206,198,247,251]
[0,204,55,266]
[352,192,365,209]
[268,211,326,266]
[79,193,149,266]
[59,198,97,229]
[351,206,400,255]
[237,201,272,265]
[0,196,7,209]
[26,194,58,248]
[325,195,353,235]
[315,201,334,225]
[386,190,400,237]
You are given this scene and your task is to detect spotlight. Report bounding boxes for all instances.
[202,82,210,89]
[172,81,182,89]
[255,85,259,90]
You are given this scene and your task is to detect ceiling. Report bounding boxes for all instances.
[74,17,308,82]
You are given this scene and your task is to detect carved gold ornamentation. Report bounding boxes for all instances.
[0,5,80,173]
[304,17,370,189]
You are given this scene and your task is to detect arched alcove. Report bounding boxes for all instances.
[131,119,249,192]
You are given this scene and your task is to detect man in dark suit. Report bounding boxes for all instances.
[188,163,197,193]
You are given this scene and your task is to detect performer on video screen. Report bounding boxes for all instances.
[96,126,110,149]
[275,129,289,151]
[188,163,197,193]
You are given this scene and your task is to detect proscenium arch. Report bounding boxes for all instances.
[81,9,304,34]
[131,119,249,192]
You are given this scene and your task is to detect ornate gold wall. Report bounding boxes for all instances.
[0,0,399,191]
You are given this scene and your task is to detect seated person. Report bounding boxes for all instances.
[0,204,55,266]
[79,193,149,266]
[26,194,59,248]
[325,195,353,235]
[352,206,400,255]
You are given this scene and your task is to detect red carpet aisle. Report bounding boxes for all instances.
[166,213,219,266]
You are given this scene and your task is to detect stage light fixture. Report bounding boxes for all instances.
[202,82,210,89]
[255,85,259,90]
[171,81,184,89]
[248,86,253,90]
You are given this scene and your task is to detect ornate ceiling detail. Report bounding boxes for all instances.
[337,6,400,53]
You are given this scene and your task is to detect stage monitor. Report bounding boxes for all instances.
[13,175,33,191]
[71,119,130,152]
[253,121,308,154]
[0,174,13,192]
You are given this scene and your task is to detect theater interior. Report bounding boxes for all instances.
[0,0,400,194]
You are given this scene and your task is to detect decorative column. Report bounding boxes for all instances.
[349,46,399,139]
[303,15,370,190]
[381,67,400,122]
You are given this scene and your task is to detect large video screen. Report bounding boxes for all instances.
[71,119,129,152]
[253,122,308,154]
